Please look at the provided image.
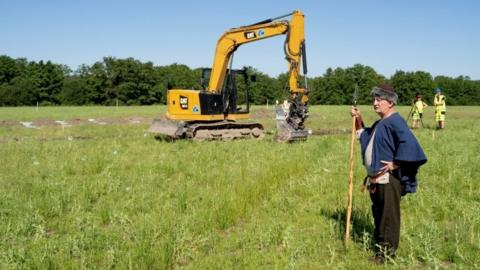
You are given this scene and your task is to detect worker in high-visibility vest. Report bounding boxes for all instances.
[411,93,428,129]
[433,88,446,129]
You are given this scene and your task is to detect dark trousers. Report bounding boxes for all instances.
[369,175,402,253]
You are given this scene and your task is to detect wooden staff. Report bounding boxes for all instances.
[345,85,358,243]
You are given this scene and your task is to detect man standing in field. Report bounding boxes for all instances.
[411,93,428,129]
[433,88,446,129]
[351,84,427,263]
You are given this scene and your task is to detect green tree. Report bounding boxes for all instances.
[102,57,157,105]
[390,71,433,105]
[306,65,383,105]
[27,60,65,105]
[248,71,279,105]
[57,76,91,105]
[154,64,202,104]
[0,77,36,106]
[0,55,27,84]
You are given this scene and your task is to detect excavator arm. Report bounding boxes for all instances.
[208,19,288,92]
[208,11,308,101]
[207,11,309,141]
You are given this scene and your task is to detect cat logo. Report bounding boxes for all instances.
[244,31,256,39]
[179,96,188,110]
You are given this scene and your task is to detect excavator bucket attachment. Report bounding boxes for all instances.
[148,117,186,139]
[274,105,309,142]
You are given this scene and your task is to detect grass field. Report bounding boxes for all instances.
[1,105,479,269]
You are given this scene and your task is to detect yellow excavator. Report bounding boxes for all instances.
[149,10,309,142]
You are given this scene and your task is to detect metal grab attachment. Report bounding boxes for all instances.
[274,103,309,142]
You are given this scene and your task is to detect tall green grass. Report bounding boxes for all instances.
[0,105,479,269]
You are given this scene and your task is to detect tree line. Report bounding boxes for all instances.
[1,55,479,106]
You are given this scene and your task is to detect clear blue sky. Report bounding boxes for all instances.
[1,0,479,79]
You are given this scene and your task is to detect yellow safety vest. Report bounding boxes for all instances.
[414,100,425,113]
[434,94,446,111]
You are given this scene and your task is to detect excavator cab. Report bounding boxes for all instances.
[200,67,251,115]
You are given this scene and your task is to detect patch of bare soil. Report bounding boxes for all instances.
[68,118,91,125]
[0,117,155,128]
[32,119,58,127]
[127,116,153,124]
[0,120,22,127]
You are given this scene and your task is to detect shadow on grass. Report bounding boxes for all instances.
[321,207,375,248]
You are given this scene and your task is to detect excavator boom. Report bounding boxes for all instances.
[208,11,308,97]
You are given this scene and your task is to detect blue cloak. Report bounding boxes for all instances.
[359,112,427,195]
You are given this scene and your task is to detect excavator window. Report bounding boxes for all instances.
[223,68,251,114]
[201,68,211,90]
